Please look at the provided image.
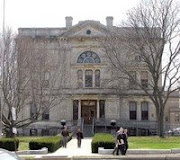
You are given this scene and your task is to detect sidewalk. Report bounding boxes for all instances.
[50,137,98,157]
[32,137,99,159]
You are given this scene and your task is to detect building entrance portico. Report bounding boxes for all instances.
[81,100,97,124]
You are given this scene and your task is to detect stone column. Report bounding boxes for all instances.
[93,70,95,87]
[97,100,100,119]
[137,101,141,121]
[78,100,81,120]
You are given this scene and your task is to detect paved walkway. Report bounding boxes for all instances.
[47,137,98,157]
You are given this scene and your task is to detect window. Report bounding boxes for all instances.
[77,51,101,63]
[129,101,137,120]
[77,69,101,88]
[42,105,49,120]
[77,70,83,88]
[141,71,148,88]
[141,102,148,120]
[30,102,37,120]
[73,100,78,120]
[135,55,145,62]
[99,100,105,118]
[175,114,180,122]
[95,70,100,87]
[86,30,91,35]
[43,72,50,88]
[129,71,136,89]
[85,70,93,87]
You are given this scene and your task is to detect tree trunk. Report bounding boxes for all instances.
[157,110,165,138]
[6,126,15,138]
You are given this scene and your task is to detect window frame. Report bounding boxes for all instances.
[85,69,93,87]
[129,101,137,120]
[141,101,149,120]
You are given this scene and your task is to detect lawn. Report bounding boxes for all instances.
[16,136,180,150]
[129,136,180,149]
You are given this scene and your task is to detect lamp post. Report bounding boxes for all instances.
[61,120,66,129]
[110,119,117,136]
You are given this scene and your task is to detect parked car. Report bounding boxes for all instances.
[0,148,24,160]
[165,127,180,136]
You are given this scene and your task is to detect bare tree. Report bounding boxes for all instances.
[0,29,70,137]
[103,0,180,137]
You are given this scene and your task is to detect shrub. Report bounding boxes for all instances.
[0,138,19,151]
[29,135,61,152]
[91,133,115,153]
[29,134,72,152]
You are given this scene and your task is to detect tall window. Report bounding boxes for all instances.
[73,100,78,120]
[95,69,100,87]
[85,70,93,87]
[141,102,148,120]
[129,101,137,120]
[141,71,148,88]
[43,72,50,88]
[99,100,105,118]
[30,102,37,120]
[175,114,180,123]
[42,105,49,120]
[129,71,136,89]
[77,70,83,88]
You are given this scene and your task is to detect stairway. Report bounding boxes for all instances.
[83,125,93,137]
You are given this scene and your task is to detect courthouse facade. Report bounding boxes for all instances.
[18,17,179,135]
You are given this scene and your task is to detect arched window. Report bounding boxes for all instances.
[77,69,83,88]
[141,102,148,120]
[77,51,101,63]
[85,70,93,87]
[95,69,100,87]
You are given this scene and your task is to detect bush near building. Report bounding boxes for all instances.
[91,133,115,153]
[29,134,72,152]
[0,138,19,151]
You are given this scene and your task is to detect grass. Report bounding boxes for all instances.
[15,135,180,151]
[17,136,49,150]
[129,136,180,149]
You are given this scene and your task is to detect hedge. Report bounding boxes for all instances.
[0,138,19,151]
[29,134,72,152]
[91,133,115,153]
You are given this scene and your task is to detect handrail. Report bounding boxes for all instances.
[81,118,84,133]
[92,118,95,135]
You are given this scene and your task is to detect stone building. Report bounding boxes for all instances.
[17,17,179,136]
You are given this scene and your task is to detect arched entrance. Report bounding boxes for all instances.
[81,100,97,124]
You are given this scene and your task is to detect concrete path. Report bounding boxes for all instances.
[49,137,99,157]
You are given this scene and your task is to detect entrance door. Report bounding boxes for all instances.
[81,100,97,124]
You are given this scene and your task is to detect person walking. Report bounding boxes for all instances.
[76,128,83,148]
[112,128,120,155]
[61,126,69,148]
[123,128,129,155]
[116,127,125,155]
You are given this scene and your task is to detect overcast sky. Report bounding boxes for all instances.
[0,0,140,32]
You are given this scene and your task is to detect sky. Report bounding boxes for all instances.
[0,0,140,32]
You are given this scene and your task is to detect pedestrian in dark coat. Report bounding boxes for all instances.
[112,128,121,155]
[61,126,69,148]
[76,128,83,148]
[123,128,128,155]
[116,127,125,155]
